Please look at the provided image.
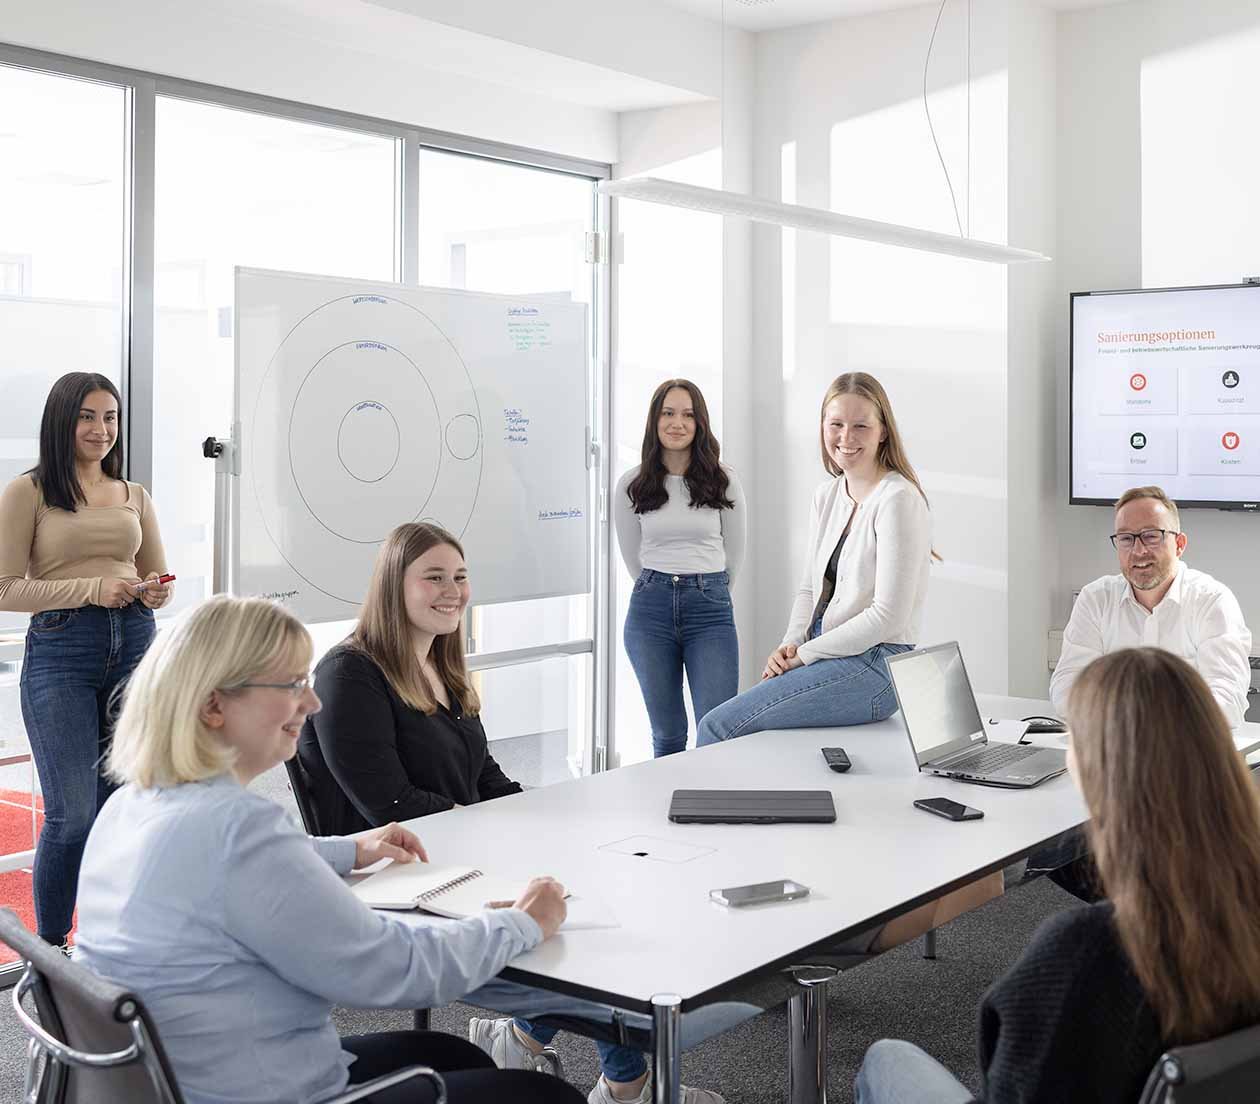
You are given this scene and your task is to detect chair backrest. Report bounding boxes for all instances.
[0,909,184,1104]
[284,754,323,836]
[1138,1021,1260,1104]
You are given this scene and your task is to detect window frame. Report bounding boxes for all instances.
[0,39,614,984]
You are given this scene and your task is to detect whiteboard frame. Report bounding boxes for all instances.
[232,265,592,613]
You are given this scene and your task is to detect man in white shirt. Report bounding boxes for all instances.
[1051,485,1252,728]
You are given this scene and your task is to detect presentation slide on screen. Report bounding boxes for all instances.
[1071,285,1260,506]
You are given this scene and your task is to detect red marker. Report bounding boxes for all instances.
[135,573,176,591]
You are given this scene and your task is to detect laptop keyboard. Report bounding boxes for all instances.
[947,743,1039,774]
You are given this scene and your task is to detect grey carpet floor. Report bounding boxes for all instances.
[0,759,1076,1101]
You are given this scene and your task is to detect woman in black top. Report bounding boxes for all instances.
[301,522,730,1104]
[854,647,1260,1104]
[300,522,519,835]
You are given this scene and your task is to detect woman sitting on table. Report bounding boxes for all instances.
[301,523,729,1104]
[74,594,579,1104]
[697,372,933,746]
[854,647,1260,1104]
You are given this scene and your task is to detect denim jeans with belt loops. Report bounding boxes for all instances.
[623,569,739,758]
[21,603,156,943]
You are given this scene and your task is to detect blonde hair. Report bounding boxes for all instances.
[1114,485,1181,531]
[1068,648,1260,1043]
[108,596,312,788]
[348,523,480,715]
[820,372,940,559]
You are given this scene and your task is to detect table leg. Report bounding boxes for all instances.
[651,993,682,1104]
[787,965,837,1104]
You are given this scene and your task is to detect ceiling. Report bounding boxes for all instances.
[659,0,1128,33]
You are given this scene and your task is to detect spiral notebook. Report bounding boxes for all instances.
[351,862,619,930]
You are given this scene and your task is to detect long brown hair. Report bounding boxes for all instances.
[625,379,733,514]
[348,523,480,716]
[29,372,125,511]
[1068,648,1260,1043]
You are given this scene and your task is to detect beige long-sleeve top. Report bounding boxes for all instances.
[0,475,167,613]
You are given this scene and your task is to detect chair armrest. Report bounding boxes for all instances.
[329,1064,445,1104]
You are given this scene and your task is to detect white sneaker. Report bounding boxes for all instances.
[468,1017,563,1076]
[586,1072,725,1104]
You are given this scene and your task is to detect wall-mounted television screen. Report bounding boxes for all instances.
[1071,282,1260,511]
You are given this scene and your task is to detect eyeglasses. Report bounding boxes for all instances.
[1109,528,1179,551]
[224,676,312,696]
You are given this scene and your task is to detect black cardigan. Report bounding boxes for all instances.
[298,645,522,836]
[972,903,1163,1103]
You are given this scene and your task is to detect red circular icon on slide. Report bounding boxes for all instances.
[1129,373,1147,391]
[1222,432,1241,451]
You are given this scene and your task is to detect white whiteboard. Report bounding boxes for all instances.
[234,267,590,623]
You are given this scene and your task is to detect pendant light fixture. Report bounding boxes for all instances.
[598,0,1050,266]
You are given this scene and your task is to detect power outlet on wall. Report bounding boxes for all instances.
[1047,630,1064,671]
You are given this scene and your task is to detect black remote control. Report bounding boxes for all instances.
[821,747,851,773]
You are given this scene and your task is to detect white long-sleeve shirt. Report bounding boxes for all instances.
[75,775,541,1104]
[613,464,746,581]
[782,472,932,665]
[1049,562,1253,728]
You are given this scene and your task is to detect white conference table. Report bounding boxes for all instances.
[393,694,1092,1104]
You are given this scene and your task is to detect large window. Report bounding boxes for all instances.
[153,97,401,611]
[0,47,608,974]
[416,149,598,782]
[0,65,127,622]
[0,62,129,960]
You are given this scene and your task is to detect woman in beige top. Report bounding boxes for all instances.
[0,372,171,949]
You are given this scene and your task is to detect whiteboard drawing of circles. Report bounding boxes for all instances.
[338,401,400,482]
[445,414,480,460]
[250,294,482,605]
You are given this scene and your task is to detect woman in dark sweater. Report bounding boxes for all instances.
[301,521,729,1104]
[299,522,520,836]
[855,647,1260,1104]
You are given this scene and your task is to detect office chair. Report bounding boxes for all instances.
[0,909,445,1104]
[283,754,324,836]
[1137,1021,1260,1103]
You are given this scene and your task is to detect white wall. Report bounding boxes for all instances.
[1054,0,1260,641]
[749,0,1028,695]
[2,0,680,163]
[1005,0,1058,695]
[374,0,729,99]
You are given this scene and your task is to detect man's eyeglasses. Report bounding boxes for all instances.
[1109,528,1178,551]
[224,677,312,696]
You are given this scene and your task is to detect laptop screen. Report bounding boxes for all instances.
[886,643,987,766]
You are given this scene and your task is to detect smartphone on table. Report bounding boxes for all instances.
[913,797,984,822]
[710,879,810,908]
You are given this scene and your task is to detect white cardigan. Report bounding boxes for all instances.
[782,472,932,665]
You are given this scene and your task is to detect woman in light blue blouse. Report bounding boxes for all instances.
[74,595,580,1104]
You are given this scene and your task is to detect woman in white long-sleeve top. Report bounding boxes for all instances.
[615,379,746,757]
[697,372,932,745]
[73,595,581,1104]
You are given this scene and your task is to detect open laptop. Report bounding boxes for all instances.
[668,790,837,824]
[886,642,1067,788]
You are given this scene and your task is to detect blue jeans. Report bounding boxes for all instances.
[21,604,156,943]
[854,1039,972,1103]
[457,979,757,1084]
[623,570,739,757]
[695,636,913,746]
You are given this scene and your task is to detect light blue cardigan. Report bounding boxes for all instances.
[75,774,540,1104]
